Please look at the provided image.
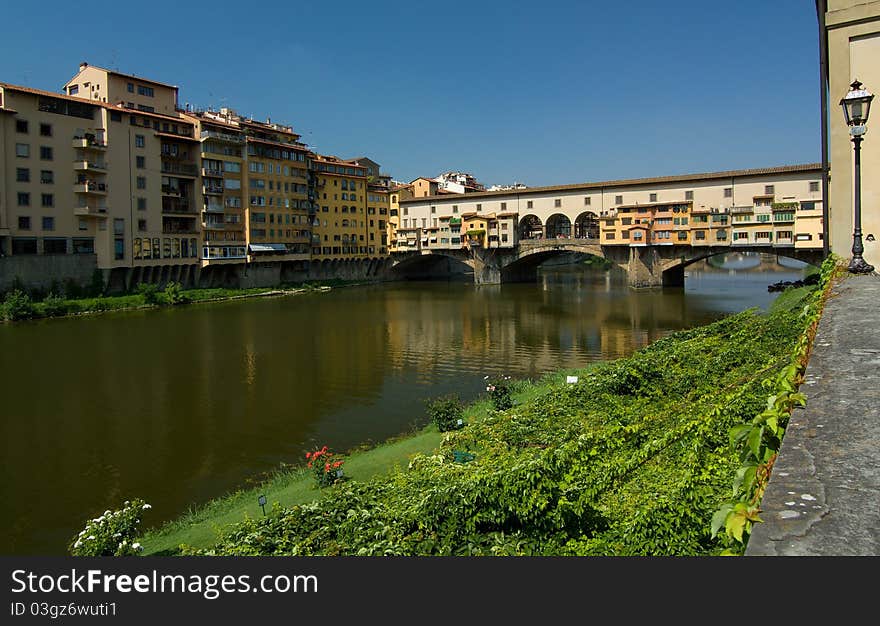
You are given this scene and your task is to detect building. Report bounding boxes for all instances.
[1,76,202,290]
[310,155,370,259]
[817,0,880,268]
[435,171,485,193]
[397,164,824,254]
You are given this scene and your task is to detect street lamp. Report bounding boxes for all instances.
[840,80,875,274]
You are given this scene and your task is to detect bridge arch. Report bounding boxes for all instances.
[519,214,543,240]
[545,213,572,239]
[574,211,600,239]
[499,241,608,283]
[390,250,475,280]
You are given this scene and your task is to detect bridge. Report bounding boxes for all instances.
[390,239,825,287]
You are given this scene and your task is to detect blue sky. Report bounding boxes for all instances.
[1,0,821,186]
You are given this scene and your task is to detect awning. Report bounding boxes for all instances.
[248,243,287,252]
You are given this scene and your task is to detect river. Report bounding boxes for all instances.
[0,254,806,554]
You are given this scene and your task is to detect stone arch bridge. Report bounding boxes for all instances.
[390,239,825,287]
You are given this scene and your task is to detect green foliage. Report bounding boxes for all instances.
[711,254,842,553]
[162,281,189,305]
[69,499,152,556]
[40,292,69,317]
[485,375,514,411]
[87,269,105,297]
[305,446,345,488]
[63,277,84,300]
[136,282,161,305]
[185,297,819,557]
[1,289,36,321]
[426,395,465,432]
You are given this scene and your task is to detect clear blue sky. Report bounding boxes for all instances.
[1,0,822,186]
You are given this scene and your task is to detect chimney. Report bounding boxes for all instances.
[79,61,88,71]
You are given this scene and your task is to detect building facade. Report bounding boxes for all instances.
[818,0,880,268]
[396,164,824,254]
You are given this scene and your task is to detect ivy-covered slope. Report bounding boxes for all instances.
[187,280,825,556]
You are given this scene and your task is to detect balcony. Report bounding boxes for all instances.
[200,130,244,144]
[161,161,199,177]
[201,167,224,178]
[162,226,199,234]
[203,185,224,196]
[73,160,107,172]
[729,206,754,214]
[72,135,106,150]
[161,185,183,197]
[73,181,108,195]
[162,200,194,214]
[204,202,225,213]
[74,205,108,217]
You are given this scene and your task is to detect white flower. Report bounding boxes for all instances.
[74,540,82,548]
[142,504,152,510]
[113,533,121,538]
[132,542,143,551]
[87,535,95,540]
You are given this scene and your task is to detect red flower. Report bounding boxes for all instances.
[324,463,330,471]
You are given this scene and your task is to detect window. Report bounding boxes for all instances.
[73,238,95,254]
[764,185,774,195]
[17,192,30,207]
[137,85,154,97]
[527,200,533,209]
[632,231,643,241]
[677,231,688,241]
[685,190,694,200]
[39,123,52,137]
[43,238,66,254]
[110,111,122,122]
[42,216,54,230]
[605,232,616,240]
[137,197,147,211]
[615,195,623,205]
[476,204,481,211]
[809,181,820,192]
[41,193,53,208]
[695,230,706,240]
[127,82,134,93]
[135,134,145,148]
[501,202,507,210]
[650,193,657,202]
[40,146,53,160]
[138,219,147,232]
[16,143,29,157]
[18,216,31,229]
[16,119,28,133]
[16,168,30,182]
[800,201,816,211]
[78,218,88,231]
[136,176,146,189]
[114,218,124,235]
[136,155,146,169]
[40,170,53,184]
[723,188,732,198]
[452,205,458,213]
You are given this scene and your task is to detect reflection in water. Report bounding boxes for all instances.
[0,256,805,554]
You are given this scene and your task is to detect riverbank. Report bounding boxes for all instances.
[131,273,824,556]
[0,278,372,323]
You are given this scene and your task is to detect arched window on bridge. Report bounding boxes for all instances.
[519,214,543,240]
[545,214,572,239]
[574,211,599,239]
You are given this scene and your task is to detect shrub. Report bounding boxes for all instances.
[305,446,345,488]
[485,375,514,411]
[136,282,160,305]
[69,499,152,556]
[63,278,84,300]
[87,269,105,297]
[163,281,189,305]
[426,395,465,432]
[41,292,69,317]
[1,290,36,321]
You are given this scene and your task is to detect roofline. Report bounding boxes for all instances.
[399,164,823,204]
[72,63,179,90]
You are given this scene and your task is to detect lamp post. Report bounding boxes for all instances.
[840,80,875,274]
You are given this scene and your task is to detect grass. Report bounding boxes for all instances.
[140,426,445,555]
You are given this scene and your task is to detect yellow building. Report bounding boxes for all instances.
[818,0,880,268]
[310,155,369,259]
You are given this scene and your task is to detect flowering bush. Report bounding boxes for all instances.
[485,375,514,411]
[426,395,465,432]
[68,499,151,556]
[306,446,345,488]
